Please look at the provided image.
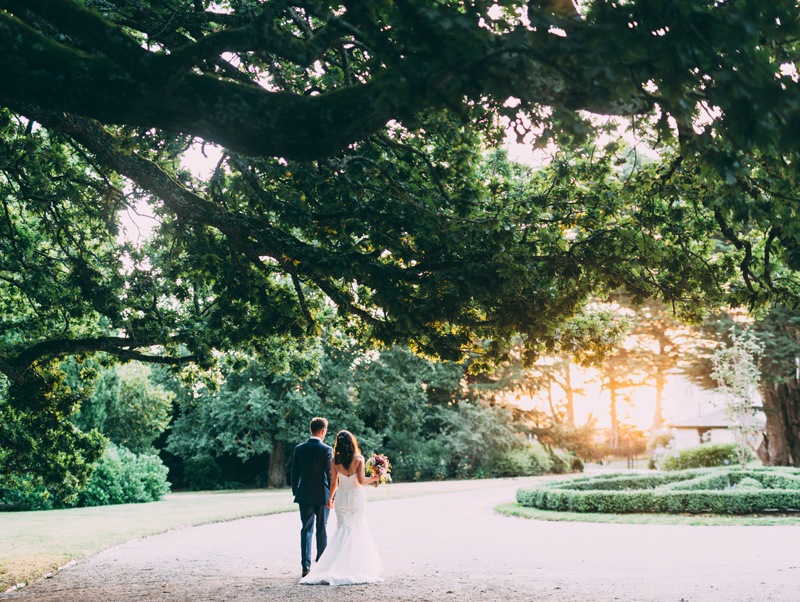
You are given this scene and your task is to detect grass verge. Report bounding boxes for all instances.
[0,489,294,592]
[496,502,800,526]
[1,476,526,592]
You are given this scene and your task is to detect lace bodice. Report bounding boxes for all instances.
[333,472,366,522]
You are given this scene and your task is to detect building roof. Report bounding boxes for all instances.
[669,408,764,429]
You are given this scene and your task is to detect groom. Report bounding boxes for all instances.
[291,416,334,577]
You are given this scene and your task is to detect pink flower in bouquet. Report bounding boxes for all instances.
[366,453,392,487]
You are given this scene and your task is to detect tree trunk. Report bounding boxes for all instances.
[546,381,559,424]
[651,370,666,431]
[609,388,620,450]
[268,440,287,488]
[564,366,576,427]
[757,380,800,467]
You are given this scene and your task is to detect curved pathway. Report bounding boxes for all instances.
[3,480,798,602]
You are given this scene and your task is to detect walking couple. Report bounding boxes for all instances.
[291,417,384,585]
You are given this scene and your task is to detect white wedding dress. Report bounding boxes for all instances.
[300,472,384,585]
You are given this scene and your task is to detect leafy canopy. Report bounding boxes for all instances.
[1,0,800,486]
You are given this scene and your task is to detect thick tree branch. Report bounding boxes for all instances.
[0,356,23,384]
[0,336,195,385]
[290,272,315,330]
[13,336,175,366]
[165,14,346,72]
[109,348,198,366]
[0,12,415,159]
[714,207,756,295]
[11,0,151,72]
[765,227,778,290]
[19,105,314,257]
[17,104,414,327]
[0,2,651,160]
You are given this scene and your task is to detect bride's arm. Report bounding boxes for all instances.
[356,455,378,486]
[328,464,338,508]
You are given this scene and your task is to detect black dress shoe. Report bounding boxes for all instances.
[302,568,310,577]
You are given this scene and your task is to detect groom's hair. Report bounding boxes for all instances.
[310,417,328,434]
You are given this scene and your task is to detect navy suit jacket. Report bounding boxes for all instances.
[291,437,333,506]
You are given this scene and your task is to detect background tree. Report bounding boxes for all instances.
[163,336,331,489]
[711,329,765,467]
[613,423,649,467]
[524,413,604,464]
[594,344,650,451]
[531,355,581,427]
[612,298,696,431]
[753,308,800,466]
[159,341,569,489]
[695,308,800,467]
[165,361,310,489]
[72,362,173,454]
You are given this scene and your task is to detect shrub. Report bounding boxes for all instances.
[182,455,224,490]
[548,449,583,474]
[752,471,800,490]
[548,452,570,474]
[516,467,800,514]
[659,443,741,471]
[734,477,764,490]
[532,444,558,474]
[78,443,170,506]
[563,472,686,491]
[390,439,450,482]
[0,474,55,511]
[2,444,170,510]
[491,444,554,477]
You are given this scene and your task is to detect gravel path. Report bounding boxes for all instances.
[3,479,798,602]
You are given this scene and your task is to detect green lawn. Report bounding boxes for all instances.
[0,489,294,592]
[0,477,518,592]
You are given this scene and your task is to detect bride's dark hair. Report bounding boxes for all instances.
[334,430,361,469]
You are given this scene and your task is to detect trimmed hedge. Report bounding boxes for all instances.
[516,467,800,514]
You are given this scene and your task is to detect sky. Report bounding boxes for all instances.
[117,142,223,246]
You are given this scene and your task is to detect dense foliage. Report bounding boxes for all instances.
[0,442,170,511]
[2,0,800,488]
[690,307,800,466]
[160,343,575,490]
[71,363,174,454]
[78,443,170,507]
[516,467,800,514]
[658,443,742,471]
[710,331,764,467]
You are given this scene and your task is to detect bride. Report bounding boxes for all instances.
[300,430,384,586]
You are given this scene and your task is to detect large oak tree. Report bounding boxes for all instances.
[1,0,800,484]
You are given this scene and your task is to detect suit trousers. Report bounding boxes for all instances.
[299,503,330,570]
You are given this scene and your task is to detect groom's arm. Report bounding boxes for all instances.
[324,446,333,477]
[290,445,301,496]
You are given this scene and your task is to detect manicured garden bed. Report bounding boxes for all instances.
[516,467,800,514]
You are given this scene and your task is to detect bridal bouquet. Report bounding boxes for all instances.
[365,453,392,487]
